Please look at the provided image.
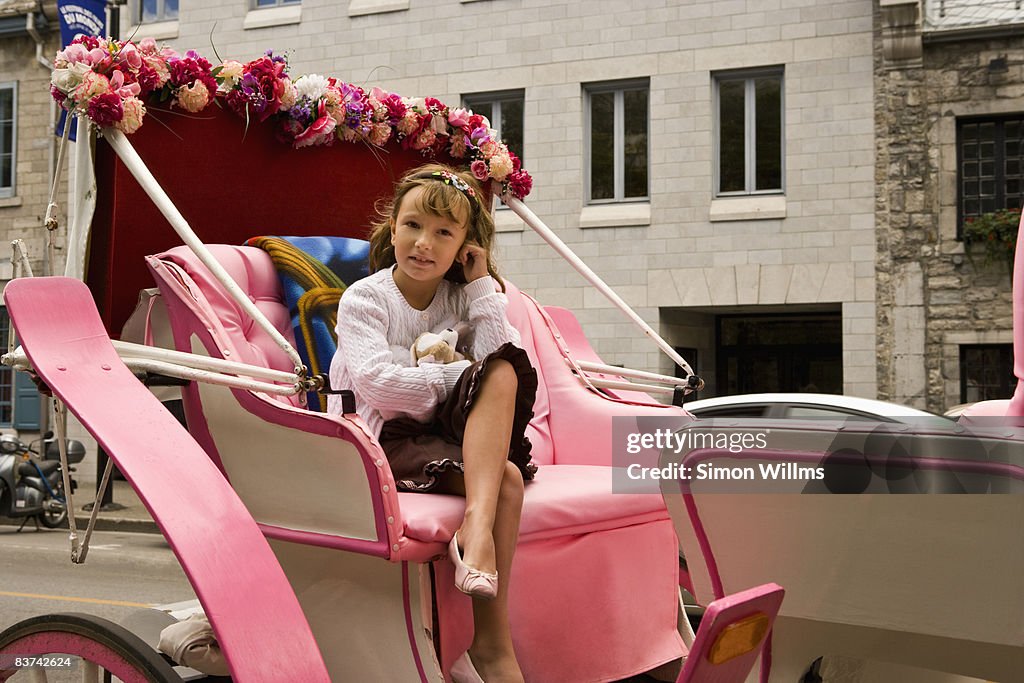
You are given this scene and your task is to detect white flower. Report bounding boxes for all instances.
[294,74,329,102]
[51,62,91,94]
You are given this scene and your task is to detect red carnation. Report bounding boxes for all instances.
[136,65,161,96]
[382,93,406,123]
[467,114,485,129]
[507,170,533,200]
[50,84,66,105]
[86,92,124,128]
[73,35,100,50]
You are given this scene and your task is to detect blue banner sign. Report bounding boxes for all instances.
[55,1,107,140]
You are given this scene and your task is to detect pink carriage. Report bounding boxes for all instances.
[0,41,783,683]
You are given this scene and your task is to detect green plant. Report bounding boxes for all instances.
[962,208,1020,267]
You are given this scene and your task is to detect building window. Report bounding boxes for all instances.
[0,309,11,424]
[139,0,179,22]
[0,83,15,200]
[714,68,784,196]
[584,79,648,203]
[462,90,524,163]
[960,344,1014,403]
[717,312,841,395]
[255,0,300,6]
[958,116,1024,235]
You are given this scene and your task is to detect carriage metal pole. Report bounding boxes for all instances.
[503,195,695,377]
[102,129,305,374]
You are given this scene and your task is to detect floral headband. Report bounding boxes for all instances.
[430,170,477,198]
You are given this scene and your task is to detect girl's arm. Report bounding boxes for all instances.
[464,276,521,359]
[334,287,468,421]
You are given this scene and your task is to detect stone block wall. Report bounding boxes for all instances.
[0,32,67,280]
[876,15,1019,411]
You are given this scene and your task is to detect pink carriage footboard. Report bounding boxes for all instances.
[3,277,330,683]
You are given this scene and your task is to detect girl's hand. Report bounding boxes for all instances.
[458,242,490,282]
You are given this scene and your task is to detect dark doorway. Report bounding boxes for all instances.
[716,313,842,395]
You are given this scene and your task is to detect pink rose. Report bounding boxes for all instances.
[470,160,489,181]
[109,70,141,99]
[176,81,210,113]
[60,43,90,66]
[448,107,470,128]
[119,43,143,70]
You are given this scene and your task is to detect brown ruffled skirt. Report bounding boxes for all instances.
[378,343,538,492]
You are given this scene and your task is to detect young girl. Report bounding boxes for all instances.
[328,163,537,683]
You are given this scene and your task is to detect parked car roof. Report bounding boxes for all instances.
[683,392,941,422]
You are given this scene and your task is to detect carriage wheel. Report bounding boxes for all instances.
[0,613,184,683]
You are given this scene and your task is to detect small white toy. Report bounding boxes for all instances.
[411,328,470,365]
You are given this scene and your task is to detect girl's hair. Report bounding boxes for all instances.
[368,163,505,291]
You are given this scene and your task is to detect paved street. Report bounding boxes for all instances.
[0,526,194,634]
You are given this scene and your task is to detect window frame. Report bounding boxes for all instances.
[583,78,650,205]
[956,113,1024,238]
[712,66,785,198]
[0,81,17,200]
[136,0,179,23]
[461,88,526,163]
[253,0,301,8]
[959,343,1014,404]
[0,307,12,425]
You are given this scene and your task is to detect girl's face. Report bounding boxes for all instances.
[390,186,469,287]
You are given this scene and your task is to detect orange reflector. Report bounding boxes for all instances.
[707,612,769,665]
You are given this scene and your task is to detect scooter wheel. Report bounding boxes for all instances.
[37,483,68,529]
[0,612,184,683]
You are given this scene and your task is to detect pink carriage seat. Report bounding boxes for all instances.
[145,242,690,683]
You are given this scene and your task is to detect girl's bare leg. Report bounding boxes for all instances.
[439,359,526,681]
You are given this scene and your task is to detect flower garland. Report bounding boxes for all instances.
[50,37,533,199]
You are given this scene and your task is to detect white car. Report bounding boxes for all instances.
[682,392,942,422]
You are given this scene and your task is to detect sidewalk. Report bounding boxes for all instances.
[67,477,160,534]
[0,475,160,534]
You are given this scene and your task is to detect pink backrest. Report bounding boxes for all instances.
[153,245,301,407]
[506,286,685,466]
[677,583,784,683]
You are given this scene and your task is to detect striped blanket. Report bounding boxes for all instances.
[247,235,370,410]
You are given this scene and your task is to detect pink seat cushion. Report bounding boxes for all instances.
[158,245,299,376]
[398,465,667,545]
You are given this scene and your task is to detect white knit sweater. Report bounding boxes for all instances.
[327,267,521,437]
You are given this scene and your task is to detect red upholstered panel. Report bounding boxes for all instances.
[89,106,483,336]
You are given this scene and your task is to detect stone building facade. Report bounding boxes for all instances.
[877,0,1023,412]
[7,0,1021,424]
[119,0,879,401]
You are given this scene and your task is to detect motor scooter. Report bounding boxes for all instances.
[0,432,84,530]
